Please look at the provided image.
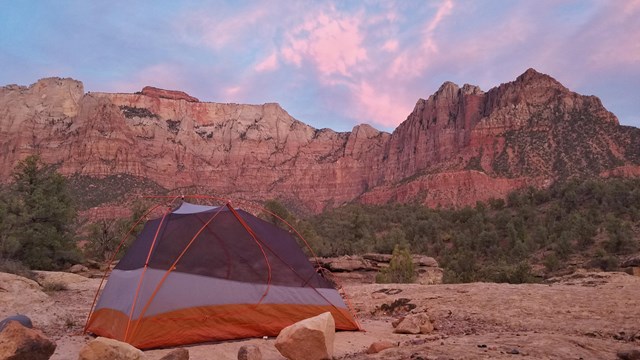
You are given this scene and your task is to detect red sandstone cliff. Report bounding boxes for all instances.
[1,70,638,212]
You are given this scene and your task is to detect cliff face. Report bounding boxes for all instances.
[1,70,638,212]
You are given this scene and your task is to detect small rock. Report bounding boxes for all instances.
[275,312,335,360]
[419,321,434,334]
[394,313,431,334]
[238,344,262,360]
[0,321,56,360]
[160,348,189,360]
[617,349,640,360]
[391,317,405,328]
[69,264,88,273]
[508,348,520,355]
[366,340,396,354]
[78,337,144,360]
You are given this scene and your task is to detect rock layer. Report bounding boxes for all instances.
[1,70,639,212]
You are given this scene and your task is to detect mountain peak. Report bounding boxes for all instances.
[515,68,564,89]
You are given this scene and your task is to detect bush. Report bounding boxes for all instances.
[0,258,36,280]
[376,245,416,284]
[42,281,68,292]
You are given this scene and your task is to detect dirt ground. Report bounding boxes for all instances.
[2,270,639,360]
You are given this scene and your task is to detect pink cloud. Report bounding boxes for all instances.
[281,11,368,77]
[349,81,415,128]
[255,52,279,73]
[177,7,268,49]
[389,0,454,78]
[382,39,399,52]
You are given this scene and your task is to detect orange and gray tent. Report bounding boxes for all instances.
[85,202,359,349]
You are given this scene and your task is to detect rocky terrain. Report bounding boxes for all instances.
[1,69,639,213]
[1,269,639,359]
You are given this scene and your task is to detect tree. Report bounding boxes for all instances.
[376,245,416,283]
[2,156,79,269]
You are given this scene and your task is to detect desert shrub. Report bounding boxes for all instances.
[376,245,415,284]
[0,258,36,279]
[42,281,68,292]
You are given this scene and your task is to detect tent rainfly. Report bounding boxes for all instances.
[84,202,359,349]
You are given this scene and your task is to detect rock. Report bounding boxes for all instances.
[366,340,396,354]
[416,267,444,285]
[141,86,199,102]
[78,337,144,360]
[0,315,32,331]
[0,321,56,360]
[0,69,633,214]
[68,264,88,273]
[324,256,373,272]
[394,313,432,335]
[618,349,640,360]
[237,344,262,360]
[419,320,434,334]
[621,255,640,268]
[275,312,335,360]
[159,348,189,360]
[411,255,438,267]
[0,272,69,328]
[363,254,393,263]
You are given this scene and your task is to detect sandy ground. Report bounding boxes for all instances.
[1,270,639,359]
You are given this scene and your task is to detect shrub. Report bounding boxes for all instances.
[42,281,68,292]
[376,245,415,284]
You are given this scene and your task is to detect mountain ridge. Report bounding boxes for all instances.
[1,69,638,213]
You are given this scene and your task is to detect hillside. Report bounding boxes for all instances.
[1,69,639,213]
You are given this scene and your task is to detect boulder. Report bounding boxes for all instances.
[159,348,189,360]
[325,256,373,272]
[416,267,444,285]
[618,349,640,360]
[366,340,397,354]
[275,312,335,360]
[394,313,432,335]
[0,272,67,329]
[237,344,262,360]
[411,255,438,267]
[621,255,640,268]
[78,337,144,360]
[0,321,56,360]
[68,264,89,273]
[363,254,393,263]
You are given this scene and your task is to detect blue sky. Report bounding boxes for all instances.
[0,1,638,132]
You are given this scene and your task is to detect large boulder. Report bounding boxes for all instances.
[0,321,56,360]
[78,337,144,360]
[275,312,335,360]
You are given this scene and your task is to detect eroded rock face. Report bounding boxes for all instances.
[1,69,638,213]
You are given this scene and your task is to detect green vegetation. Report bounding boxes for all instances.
[266,177,640,284]
[84,200,148,261]
[0,156,80,270]
[376,245,416,283]
[42,281,68,292]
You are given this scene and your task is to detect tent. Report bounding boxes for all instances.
[85,201,359,349]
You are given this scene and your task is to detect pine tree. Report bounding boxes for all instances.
[4,156,79,269]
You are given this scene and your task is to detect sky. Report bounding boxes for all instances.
[0,1,638,132]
